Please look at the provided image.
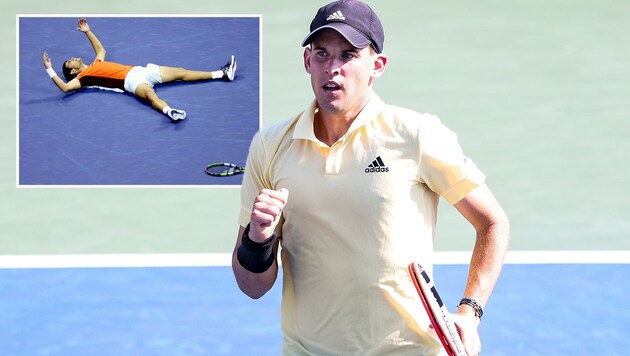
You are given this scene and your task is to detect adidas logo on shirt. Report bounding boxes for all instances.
[365,156,389,173]
[326,10,346,21]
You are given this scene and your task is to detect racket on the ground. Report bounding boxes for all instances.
[204,162,245,177]
[408,262,466,356]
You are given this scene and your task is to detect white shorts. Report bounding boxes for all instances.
[124,63,163,94]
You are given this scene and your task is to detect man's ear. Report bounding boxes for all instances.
[372,53,387,78]
[304,47,312,74]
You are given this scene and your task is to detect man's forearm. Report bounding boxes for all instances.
[232,225,280,299]
[232,250,279,299]
[51,75,67,92]
[460,218,510,312]
[46,71,79,93]
[453,184,511,314]
[84,30,105,56]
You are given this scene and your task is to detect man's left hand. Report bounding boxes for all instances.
[77,18,90,33]
[451,312,481,356]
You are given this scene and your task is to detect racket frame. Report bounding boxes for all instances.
[408,262,467,356]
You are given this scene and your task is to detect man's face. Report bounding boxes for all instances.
[65,57,83,74]
[304,29,385,116]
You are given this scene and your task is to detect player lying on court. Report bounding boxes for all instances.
[42,18,237,121]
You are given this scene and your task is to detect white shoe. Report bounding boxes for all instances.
[168,108,187,121]
[221,55,236,81]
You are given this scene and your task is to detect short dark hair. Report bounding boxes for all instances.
[62,61,77,82]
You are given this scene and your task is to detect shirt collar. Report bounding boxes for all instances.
[292,93,385,143]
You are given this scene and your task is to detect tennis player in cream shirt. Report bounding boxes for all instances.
[232,1,510,355]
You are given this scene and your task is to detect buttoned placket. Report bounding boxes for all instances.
[323,139,345,175]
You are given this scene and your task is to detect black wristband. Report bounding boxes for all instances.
[236,223,277,273]
[458,298,484,319]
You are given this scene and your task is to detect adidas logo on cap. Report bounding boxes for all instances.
[365,156,389,173]
[326,10,345,21]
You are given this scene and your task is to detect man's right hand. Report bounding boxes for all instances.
[42,52,52,69]
[249,188,289,242]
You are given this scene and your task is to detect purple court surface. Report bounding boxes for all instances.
[18,17,259,186]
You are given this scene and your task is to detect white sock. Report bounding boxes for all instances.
[211,70,223,79]
[162,106,172,115]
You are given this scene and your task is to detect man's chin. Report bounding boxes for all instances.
[317,103,344,115]
[315,96,344,113]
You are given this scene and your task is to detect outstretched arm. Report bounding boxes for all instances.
[42,52,81,92]
[77,18,106,61]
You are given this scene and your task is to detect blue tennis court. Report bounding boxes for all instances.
[18,17,259,185]
[1,263,628,355]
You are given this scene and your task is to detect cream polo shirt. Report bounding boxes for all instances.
[238,94,486,355]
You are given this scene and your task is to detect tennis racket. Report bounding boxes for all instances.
[408,262,466,356]
[204,162,245,177]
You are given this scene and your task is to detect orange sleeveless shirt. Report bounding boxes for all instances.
[77,59,134,90]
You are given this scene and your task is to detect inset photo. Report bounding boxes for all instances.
[18,16,260,186]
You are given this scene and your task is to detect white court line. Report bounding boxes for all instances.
[0,253,232,269]
[437,250,630,265]
[0,251,628,269]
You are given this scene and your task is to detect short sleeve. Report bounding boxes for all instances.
[238,131,271,227]
[417,115,486,204]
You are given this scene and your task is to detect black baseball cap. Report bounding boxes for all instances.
[301,0,385,53]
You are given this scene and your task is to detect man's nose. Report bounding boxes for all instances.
[325,57,342,75]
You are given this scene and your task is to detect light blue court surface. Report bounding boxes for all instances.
[1,264,628,355]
